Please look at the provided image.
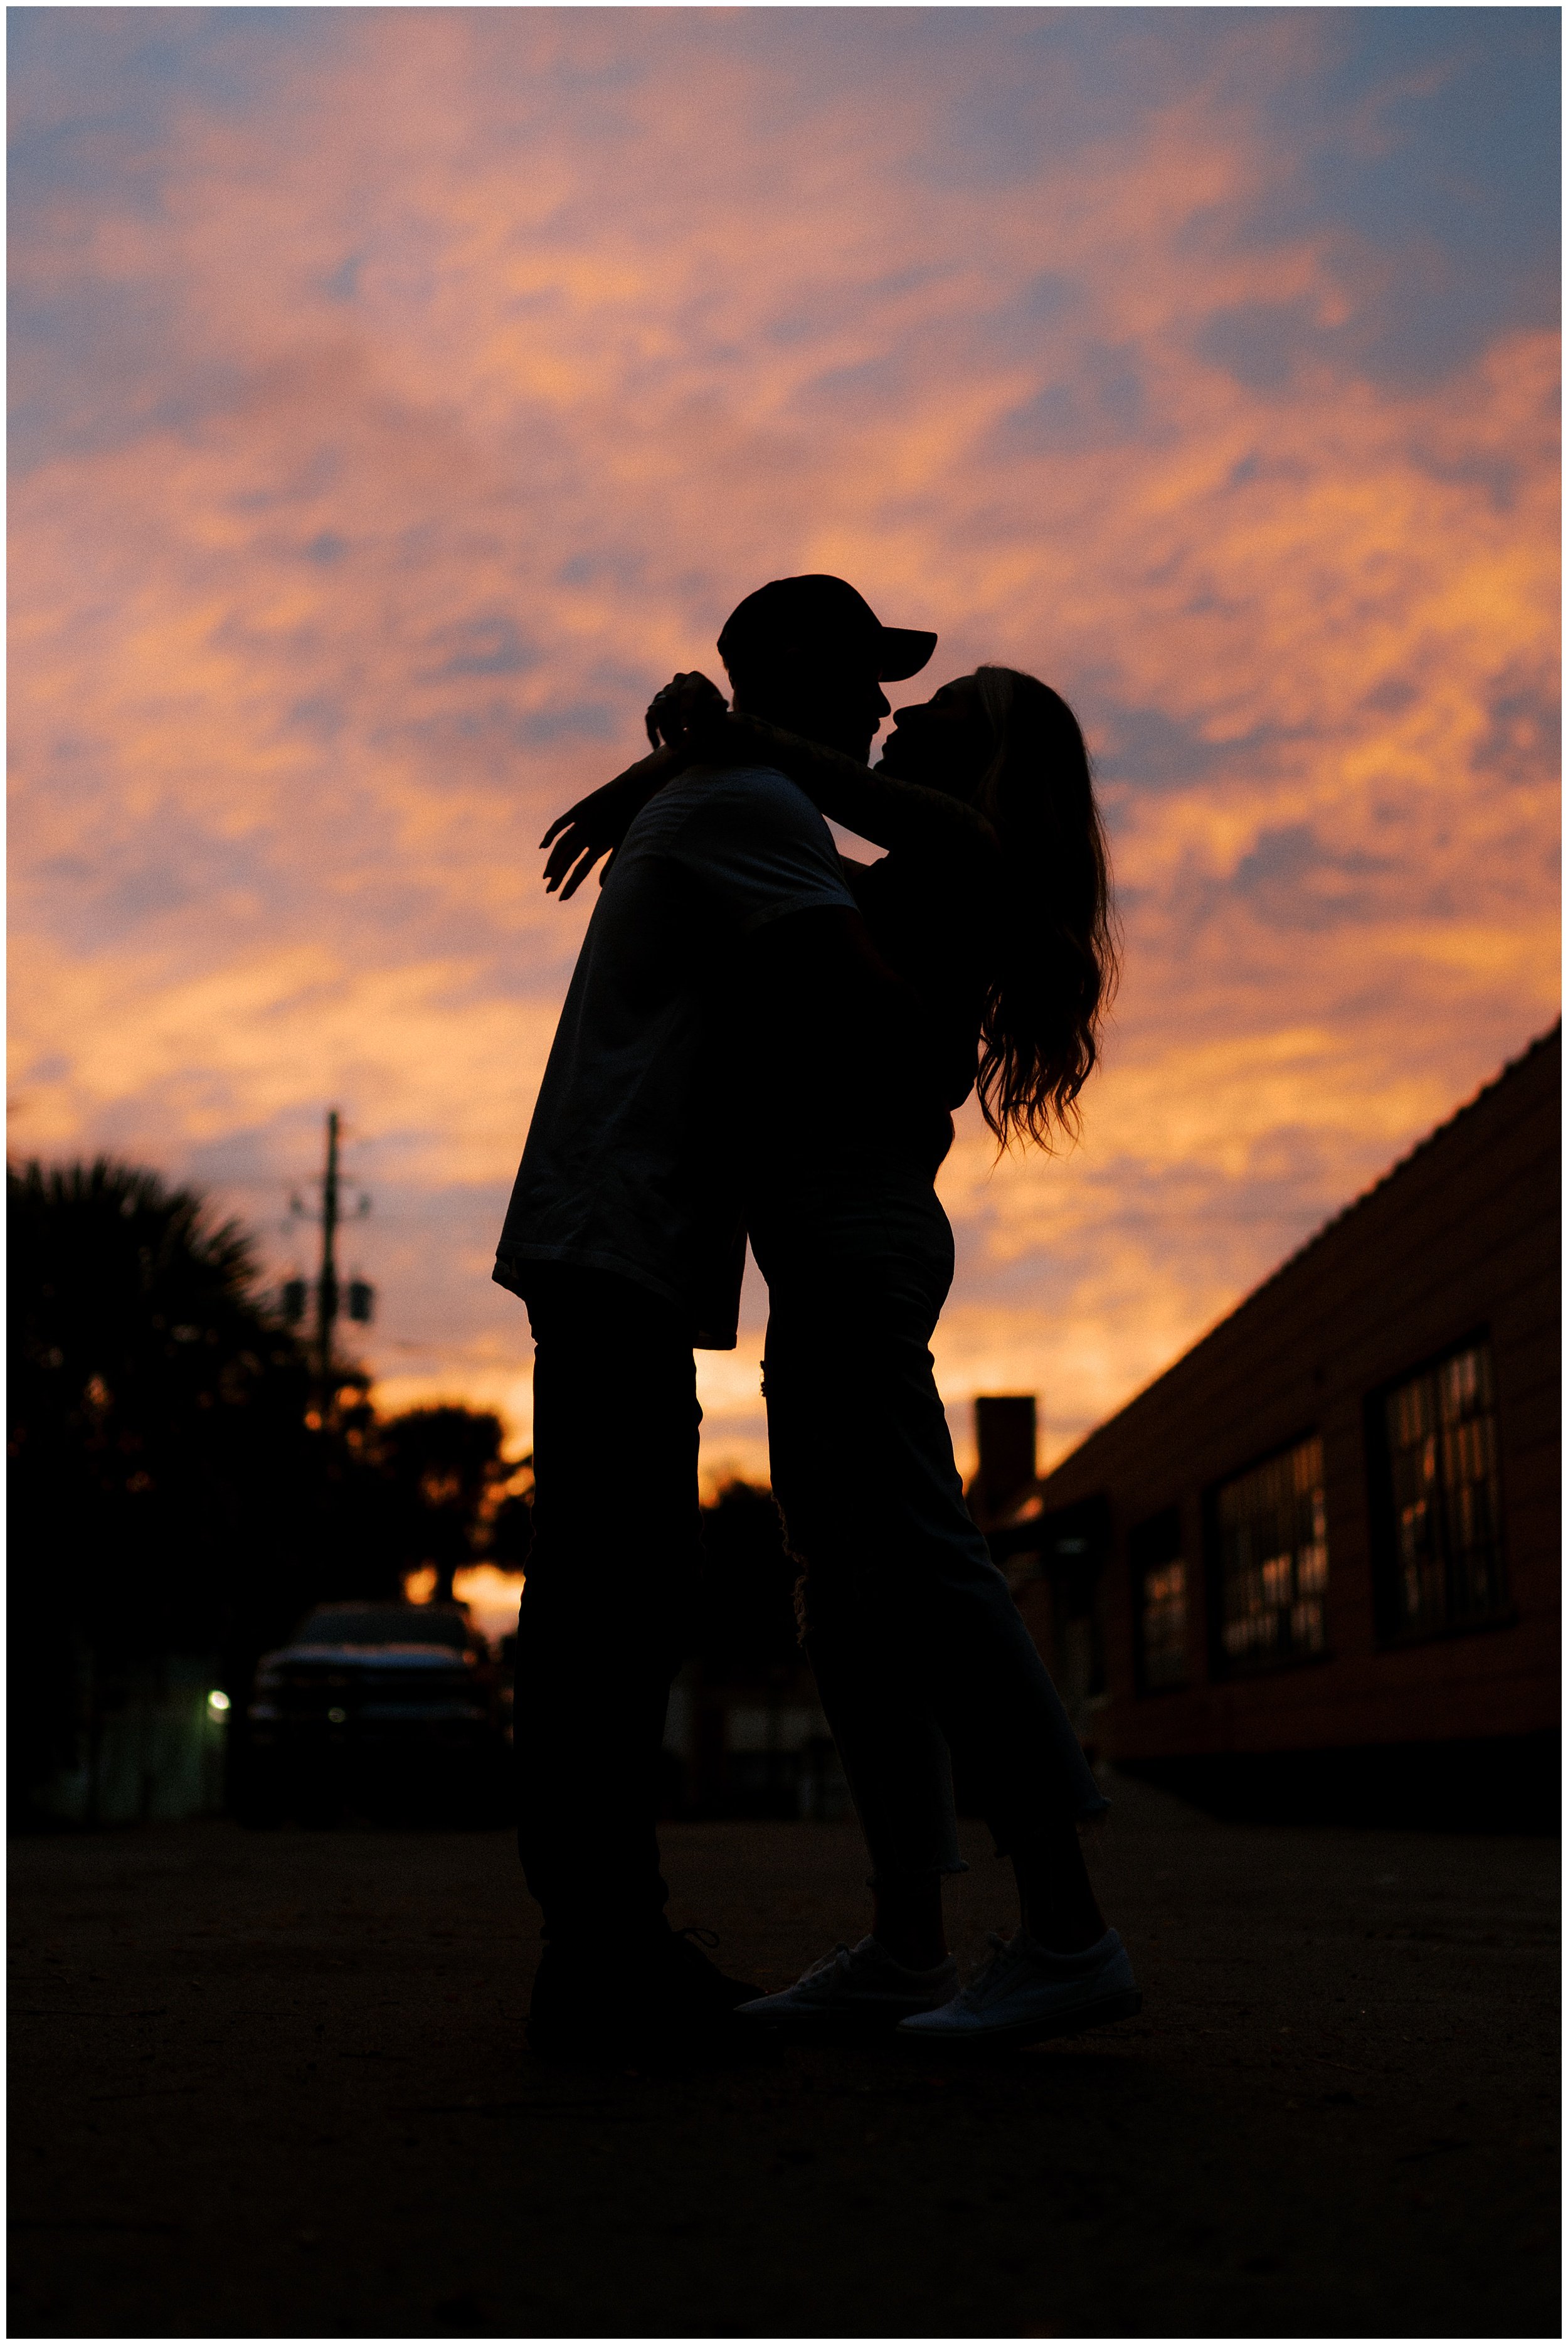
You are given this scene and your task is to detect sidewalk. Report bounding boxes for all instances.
[9,1773,1558,2337]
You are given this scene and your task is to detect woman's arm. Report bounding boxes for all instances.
[644,672,1000,863]
[539,675,1000,901]
[539,741,692,898]
[692,711,1000,866]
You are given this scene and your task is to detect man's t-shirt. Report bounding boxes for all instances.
[494,763,856,1348]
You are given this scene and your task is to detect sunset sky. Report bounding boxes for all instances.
[10,7,1560,1489]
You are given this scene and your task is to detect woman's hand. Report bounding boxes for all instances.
[539,744,684,899]
[645,670,729,750]
[539,669,729,901]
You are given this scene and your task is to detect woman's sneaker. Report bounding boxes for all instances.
[737,1937,958,2028]
[897,1927,1140,2046]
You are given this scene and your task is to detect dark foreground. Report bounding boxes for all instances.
[9,1777,1559,2339]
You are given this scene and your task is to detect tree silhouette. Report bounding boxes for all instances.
[487,1465,534,1572]
[378,1404,512,1605]
[8,1157,391,1817]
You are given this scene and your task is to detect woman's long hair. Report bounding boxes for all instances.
[970,666,1118,1150]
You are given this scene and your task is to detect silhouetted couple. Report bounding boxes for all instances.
[494,575,1139,2061]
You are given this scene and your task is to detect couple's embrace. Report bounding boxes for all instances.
[494,573,1138,2063]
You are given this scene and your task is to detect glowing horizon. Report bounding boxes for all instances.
[9,9,1559,1492]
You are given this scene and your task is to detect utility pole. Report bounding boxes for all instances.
[315,1109,341,1409]
[279,1109,373,1403]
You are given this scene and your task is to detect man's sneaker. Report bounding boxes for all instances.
[528,1923,764,2065]
[736,1937,958,2029]
[897,1927,1140,2048]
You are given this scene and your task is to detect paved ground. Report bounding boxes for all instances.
[9,1775,1559,2338]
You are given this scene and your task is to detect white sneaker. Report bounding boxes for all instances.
[897,1927,1140,2046]
[736,1937,959,2027]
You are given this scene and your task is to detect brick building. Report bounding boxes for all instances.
[988,1025,1560,1825]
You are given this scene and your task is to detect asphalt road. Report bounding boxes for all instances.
[9,1775,1559,2338]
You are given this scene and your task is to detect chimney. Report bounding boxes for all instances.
[972,1394,1038,1528]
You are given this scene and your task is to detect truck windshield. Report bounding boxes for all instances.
[294,1606,472,1651]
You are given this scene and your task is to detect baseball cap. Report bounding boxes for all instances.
[718,575,937,683]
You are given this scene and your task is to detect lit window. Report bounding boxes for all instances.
[1380,1338,1506,1639]
[1128,1507,1187,1690]
[1214,1435,1327,1672]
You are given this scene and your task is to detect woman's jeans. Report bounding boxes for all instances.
[752,1172,1107,1883]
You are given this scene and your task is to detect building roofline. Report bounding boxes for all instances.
[1044,1020,1561,1479]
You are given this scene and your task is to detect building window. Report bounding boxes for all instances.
[1129,1507,1187,1690]
[1214,1435,1328,1671]
[1380,1337,1507,1639]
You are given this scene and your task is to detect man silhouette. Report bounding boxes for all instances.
[495,577,935,2061]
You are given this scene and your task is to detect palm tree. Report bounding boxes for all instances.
[8,1159,329,1815]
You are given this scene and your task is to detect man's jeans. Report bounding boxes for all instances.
[515,1265,701,1941]
[753,1172,1107,1883]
